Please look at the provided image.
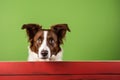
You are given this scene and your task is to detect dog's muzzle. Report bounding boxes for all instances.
[41,50,48,59]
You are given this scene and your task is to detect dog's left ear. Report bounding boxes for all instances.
[21,24,42,42]
[51,24,70,44]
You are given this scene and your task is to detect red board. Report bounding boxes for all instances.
[0,62,120,80]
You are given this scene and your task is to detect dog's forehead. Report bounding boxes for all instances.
[34,29,57,39]
[35,29,49,35]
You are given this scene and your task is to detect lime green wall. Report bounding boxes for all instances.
[0,0,119,61]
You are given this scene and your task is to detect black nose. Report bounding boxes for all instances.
[41,50,48,57]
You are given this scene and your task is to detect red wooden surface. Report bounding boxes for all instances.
[0,62,120,80]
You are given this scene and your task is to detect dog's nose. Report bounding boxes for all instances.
[41,50,48,57]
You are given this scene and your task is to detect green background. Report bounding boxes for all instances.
[0,0,119,61]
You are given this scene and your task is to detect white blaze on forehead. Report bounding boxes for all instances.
[42,31,48,50]
[38,31,51,58]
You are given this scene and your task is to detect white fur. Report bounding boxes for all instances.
[27,31,63,61]
[28,46,63,61]
[38,31,51,59]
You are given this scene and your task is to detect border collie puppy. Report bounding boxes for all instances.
[22,23,70,61]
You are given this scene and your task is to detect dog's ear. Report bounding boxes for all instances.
[21,24,42,42]
[51,24,70,44]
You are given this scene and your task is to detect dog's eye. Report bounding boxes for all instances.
[49,38,54,44]
[37,38,42,43]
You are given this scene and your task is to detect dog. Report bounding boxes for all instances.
[22,23,70,61]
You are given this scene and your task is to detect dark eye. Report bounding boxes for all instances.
[49,38,54,44]
[37,37,42,43]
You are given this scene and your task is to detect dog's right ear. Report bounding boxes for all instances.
[21,24,42,42]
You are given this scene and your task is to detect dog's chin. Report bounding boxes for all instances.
[37,58,50,61]
[37,55,56,61]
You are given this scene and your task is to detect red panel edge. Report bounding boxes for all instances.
[0,62,120,80]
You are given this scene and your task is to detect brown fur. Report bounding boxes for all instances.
[22,23,70,56]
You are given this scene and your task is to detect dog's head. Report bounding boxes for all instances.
[22,23,70,60]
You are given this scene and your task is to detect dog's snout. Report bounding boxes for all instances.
[41,50,48,57]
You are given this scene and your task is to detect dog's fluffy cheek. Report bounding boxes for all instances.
[49,55,56,61]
